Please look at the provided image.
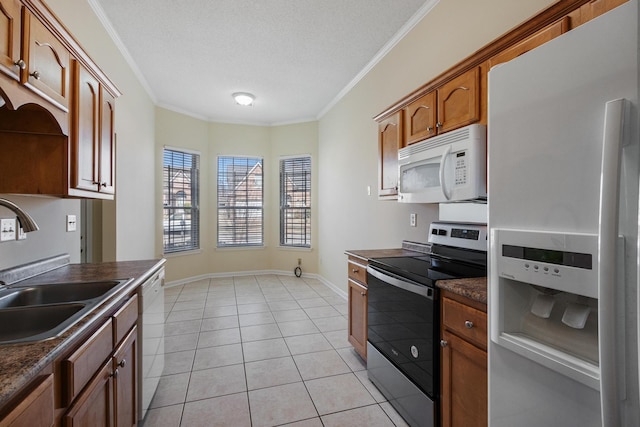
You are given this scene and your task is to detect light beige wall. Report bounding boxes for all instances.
[47,0,157,262]
[317,0,555,291]
[156,108,319,282]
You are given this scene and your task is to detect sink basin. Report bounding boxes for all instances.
[0,303,87,344]
[0,280,127,309]
[0,278,131,344]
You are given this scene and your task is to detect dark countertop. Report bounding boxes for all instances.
[0,258,166,407]
[436,277,487,305]
[345,248,424,260]
[346,247,487,305]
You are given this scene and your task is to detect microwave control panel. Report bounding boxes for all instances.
[454,151,468,185]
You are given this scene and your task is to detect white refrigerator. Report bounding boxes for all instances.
[488,1,639,426]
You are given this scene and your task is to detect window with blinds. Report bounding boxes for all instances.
[280,156,311,247]
[217,156,264,247]
[163,148,200,253]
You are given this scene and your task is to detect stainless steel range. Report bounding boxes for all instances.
[366,222,487,427]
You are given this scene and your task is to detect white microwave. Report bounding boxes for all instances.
[398,124,486,203]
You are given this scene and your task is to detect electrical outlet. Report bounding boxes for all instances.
[410,213,417,227]
[1,218,16,242]
[66,215,77,232]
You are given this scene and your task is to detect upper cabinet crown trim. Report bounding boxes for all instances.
[374,0,603,122]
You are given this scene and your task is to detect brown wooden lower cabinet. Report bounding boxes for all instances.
[347,256,368,360]
[348,279,367,358]
[440,291,488,427]
[0,374,54,427]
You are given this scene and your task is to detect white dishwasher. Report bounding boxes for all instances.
[138,267,165,421]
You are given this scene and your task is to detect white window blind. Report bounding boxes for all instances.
[163,148,200,253]
[217,156,264,247]
[280,156,311,247]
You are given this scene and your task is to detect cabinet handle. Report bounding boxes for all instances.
[101,182,107,187]
[465,320,474,329]
[109,369,119,379]
[118,359,127,368]
[360,291,366,296]
[352,268,359,273]
[440,340,448,347]
[427,126,434,131]
[14,59,26,70]
[30,70,41,80]
[436,122,443,128]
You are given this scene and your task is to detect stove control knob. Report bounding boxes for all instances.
[440,340,448,348]
[465,320,474,329]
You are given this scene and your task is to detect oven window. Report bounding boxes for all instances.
[367,272,437,397]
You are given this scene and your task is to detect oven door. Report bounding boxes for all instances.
[366,264,438,396]
[367,264,438,427]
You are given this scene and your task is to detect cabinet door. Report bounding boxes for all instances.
[0,374,54,427]
[436,67,480,134]
[23,12,70,111]
[63,361,114,427]
[576,0,627,26]
[71,61,100,193]
[377,111,402,199]
[440,331,487,427]
[98,88,115,194]
[113,327,137,427]
[0,0,22,80]
[404,90,436,145]
[489,18,569,69]
[347,279,367,360]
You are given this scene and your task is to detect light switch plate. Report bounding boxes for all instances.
[1,218,16,242]
[410,213,417,227]
[66,215,77,232]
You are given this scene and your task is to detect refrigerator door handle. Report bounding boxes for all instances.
[439,145,452,200]
[597,98,628,427]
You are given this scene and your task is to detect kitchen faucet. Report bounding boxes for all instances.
[0,198,39,232]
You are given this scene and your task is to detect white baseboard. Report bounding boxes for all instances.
[165,270,347,301]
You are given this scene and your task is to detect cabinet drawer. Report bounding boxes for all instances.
[113,294,138,346]
[442,297,487,350]
[62,318,113,405]
[347,260,367,285]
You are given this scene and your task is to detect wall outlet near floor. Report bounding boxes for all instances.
[410,213,417,227]
[66,214,77,232]
[0,218,16,241]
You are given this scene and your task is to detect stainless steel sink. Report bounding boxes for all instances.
[0,280,126,309]
[0,303,87,344]
[0,278,131,344]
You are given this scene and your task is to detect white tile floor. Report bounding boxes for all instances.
[143,275,409,427]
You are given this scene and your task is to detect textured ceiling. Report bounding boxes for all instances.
[91,0,433,125]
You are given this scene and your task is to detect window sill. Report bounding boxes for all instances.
[163,248,203,258]
[216,245,266,251]
[277,246,313,252]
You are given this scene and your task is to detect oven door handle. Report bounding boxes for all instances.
[367,265,434,300]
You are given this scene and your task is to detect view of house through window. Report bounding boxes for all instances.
[280,156,311,247]
[217,156,264,247]
[163,148,200,253]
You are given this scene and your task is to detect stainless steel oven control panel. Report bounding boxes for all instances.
[428,221,487,251]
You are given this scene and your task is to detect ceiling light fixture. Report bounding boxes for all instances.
[233,92,255,106]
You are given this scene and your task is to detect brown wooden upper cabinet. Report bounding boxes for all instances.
[71,61,115,197]
[488,17,569,70]
[22,8,70,111]
[404,67,480,146]
[378,110,402,199]
[568,0,628,27]
[0,0,23,81]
